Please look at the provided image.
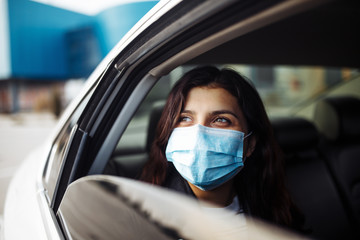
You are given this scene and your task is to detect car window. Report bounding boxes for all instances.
[43,92,92,202]
[104,64,359,180]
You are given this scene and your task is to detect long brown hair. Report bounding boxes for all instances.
[141,66,302,228]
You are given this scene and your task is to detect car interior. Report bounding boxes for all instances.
[103,66,360,240]
[98,0,360,239]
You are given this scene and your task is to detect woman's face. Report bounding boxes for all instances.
[176,86,249,133]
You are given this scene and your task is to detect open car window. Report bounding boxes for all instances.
[103,64,359,180]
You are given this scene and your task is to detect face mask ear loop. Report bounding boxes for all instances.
[243,131,253,161]
[244,131,253,139]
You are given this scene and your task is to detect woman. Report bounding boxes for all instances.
[140,66,303,230]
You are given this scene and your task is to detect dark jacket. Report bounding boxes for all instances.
[162,163,196,197]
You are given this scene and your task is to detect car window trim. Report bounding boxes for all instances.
[89,73,159,175]
[42,82,97,201]
[50,64,131,211]
[49,124,79,208]
[38,185,65,240]
[88,65,128,137]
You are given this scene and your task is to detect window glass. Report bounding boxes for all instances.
[44,92,92,201]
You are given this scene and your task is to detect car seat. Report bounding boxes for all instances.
[314,96,360,231]
[272,117,356,239]
[105,100,166,178]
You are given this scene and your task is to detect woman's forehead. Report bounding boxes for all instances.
[185,87,239,108]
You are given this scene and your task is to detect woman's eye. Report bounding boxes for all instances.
[214,117,229,123]
[180,116,192,122]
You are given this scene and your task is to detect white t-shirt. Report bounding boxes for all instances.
[200,196,247,227]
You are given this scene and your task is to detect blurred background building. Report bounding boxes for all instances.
[0,0,158,115]
[0,0,158,214]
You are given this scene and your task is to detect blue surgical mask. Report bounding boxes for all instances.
[165,124,251,191]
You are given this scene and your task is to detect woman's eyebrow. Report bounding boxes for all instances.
[210,110,240,119]
[181,109,240,119]
[181,110,194,114]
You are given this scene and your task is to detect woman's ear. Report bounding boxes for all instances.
[245,135,257,157]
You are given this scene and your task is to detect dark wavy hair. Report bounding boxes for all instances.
[140,66,303,229]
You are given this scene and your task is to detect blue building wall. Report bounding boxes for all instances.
[95,2,157,57]
[8,0,158,79]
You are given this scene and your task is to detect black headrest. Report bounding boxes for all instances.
[314,96,360,142]
[272,117,319,153]
[146,101,165,152]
